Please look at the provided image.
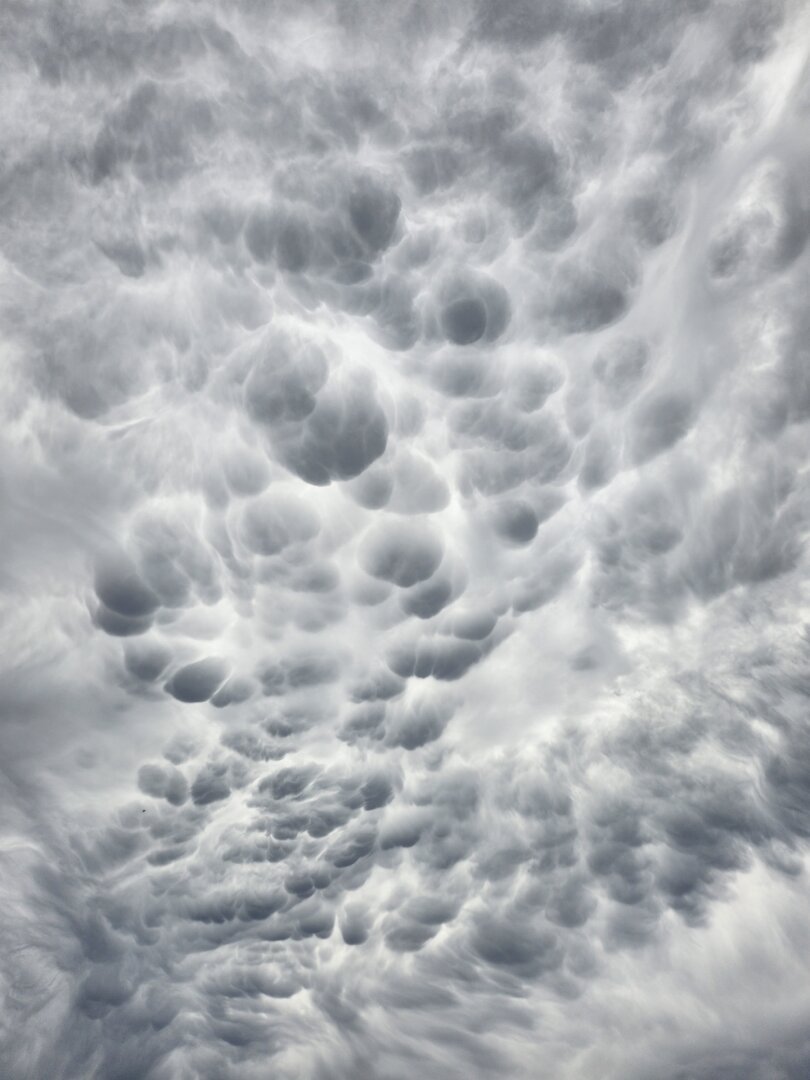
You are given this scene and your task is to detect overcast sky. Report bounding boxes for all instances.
[1,2,810,1078]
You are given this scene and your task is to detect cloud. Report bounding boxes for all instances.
[1,0,810,1078]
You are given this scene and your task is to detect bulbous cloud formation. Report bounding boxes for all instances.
[1,2,810,1078]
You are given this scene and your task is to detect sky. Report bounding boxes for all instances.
[1,1,810,1078]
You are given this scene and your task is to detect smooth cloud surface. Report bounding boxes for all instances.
[2,2,810,1078]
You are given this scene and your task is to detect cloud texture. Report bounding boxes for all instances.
[1,1,810,1077]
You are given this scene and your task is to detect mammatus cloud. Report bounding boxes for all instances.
[1,1,810,1077]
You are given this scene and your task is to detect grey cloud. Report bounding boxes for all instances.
[404,142,460,195]
[472,0,563,47]
[507,356,564,413]
[94,605,155,638]
[347,175,402,254]
[278,373,389,486]
[165,657,229,703]
[95,552,161,620]
[210,676,256,709]
[3,2,810,1078]
[137,763,189,806]
[400,575,455,620]
[578,424,617,491]
[244,205,279,264]
[134,511,221,608]
[387,636,485,682]
[454,404,573,495]
[548,260,633,335]
[256,651,341,698]
[346,464,394,510]
[221,447,271,498]
[221,728,283,763]
[276,209,314,274]
[123,639,172,682]
[339,902,371,945]
[244,332,329,427]
[361,774,394,811]
[367,274,421,351]
[448,608,498,641]
[430,352,502,400]
[387,451,451,515]
[436,271,512,346]
[592,336,649,409]
[631,390,696,464]
[258,765,319,803]
[385,696,454,750]
[360,518,444,588]
[707,160,809,285]
[350,669,405,703]
[238,491,321,555]
[190,761,231,804]
[491,499,539,545]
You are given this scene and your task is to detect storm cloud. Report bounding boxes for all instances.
[1,2,810,1079]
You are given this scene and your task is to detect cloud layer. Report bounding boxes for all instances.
[1,2,810,1078]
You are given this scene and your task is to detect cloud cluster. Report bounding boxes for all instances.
[1,1,810,1078]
